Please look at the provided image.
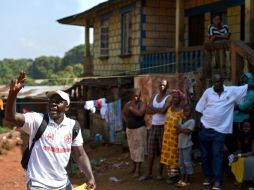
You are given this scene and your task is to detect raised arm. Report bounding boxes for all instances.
[128,100,147,117]
[72,146,96,189]
[5,71,26,127]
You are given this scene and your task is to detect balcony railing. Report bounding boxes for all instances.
[140,50,176,73]
[179,46,204,73]
[140,46,204,74]
[203,40,254,85]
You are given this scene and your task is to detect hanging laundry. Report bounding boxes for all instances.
[99,98,108,120]
[84,98,108,114]
[100,105,108,121]
[95,98,106,109]
[95,99,102,109]
[107,99,123,143]
[84,100,96,113]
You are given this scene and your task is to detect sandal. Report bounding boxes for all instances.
[168,168,179,177]
[175,180,189,188]
[156,175,163,180]
[138,175,152,181]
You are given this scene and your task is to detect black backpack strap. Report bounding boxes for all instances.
[72,120,80,142]
[21,114,49,170]
[31,114,49,148]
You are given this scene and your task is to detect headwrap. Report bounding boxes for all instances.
[171,89,185,100]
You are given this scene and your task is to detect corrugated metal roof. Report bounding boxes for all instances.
[0,85,71,99]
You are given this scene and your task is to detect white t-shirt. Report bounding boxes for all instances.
[21,112,83,189]
[195,85,248,134]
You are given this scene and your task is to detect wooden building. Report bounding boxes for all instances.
[58,0,254,80]
[58,0,254,132]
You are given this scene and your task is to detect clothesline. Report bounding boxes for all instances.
[2,101,101,105]
[16,61,177,81]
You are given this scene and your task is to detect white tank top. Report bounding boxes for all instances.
[151,94,170,125]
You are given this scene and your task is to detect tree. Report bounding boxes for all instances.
[0,58,33,85]
[61,44,84,70]
[28,56,62,79]
[0,43,88,85]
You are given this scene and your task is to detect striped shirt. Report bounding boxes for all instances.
[208,24,230,36]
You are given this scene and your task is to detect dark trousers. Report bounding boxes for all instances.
[225,122,242,155]
[199,127,225,183]
[0,110,3,127]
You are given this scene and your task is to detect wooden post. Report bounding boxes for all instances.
[85,26,90,56]
[175,0,184,73]
[245,0,254,43]
[84,26,92,76]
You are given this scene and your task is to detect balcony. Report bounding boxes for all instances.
[140,46,204,74]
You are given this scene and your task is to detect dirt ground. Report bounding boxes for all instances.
[0,144,253,190]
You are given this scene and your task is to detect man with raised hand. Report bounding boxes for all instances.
[5,71,96,190]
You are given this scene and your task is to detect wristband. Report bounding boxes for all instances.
[237,153,242,158]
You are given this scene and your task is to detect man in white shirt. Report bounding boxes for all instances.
[5,71,96,190]
[196,74,254,190]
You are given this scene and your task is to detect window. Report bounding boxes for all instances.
[121,11,132,55]
[100,19,109,56]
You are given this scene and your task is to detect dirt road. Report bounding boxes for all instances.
[0,145,252,190]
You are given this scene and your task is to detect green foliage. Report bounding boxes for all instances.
[28,56,62,79]
[0,58,33,84]
[0,44,86,85]
[61,44,84,69]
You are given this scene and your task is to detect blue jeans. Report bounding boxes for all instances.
[179,147,193,175]
[199,127,225,183]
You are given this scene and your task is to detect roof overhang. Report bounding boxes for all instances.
[57,0,120,26]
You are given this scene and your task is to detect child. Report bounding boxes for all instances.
[175,104,195,187]
[230,119,254,187]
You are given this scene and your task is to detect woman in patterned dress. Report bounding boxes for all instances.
[160,90,184,182]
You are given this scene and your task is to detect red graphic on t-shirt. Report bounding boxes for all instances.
[64,134,72,144]
[46,133,54,141]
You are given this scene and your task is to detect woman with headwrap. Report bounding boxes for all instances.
[160,90,185,183]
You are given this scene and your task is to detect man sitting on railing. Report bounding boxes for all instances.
[208,14,231,42]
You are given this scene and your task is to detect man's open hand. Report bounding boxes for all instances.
[86,178,96,189]
[10,71,26,93]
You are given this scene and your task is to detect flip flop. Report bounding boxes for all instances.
[212,185,221,190]
[138,175,152,181]
[156,175,163,180]
[175,180,189,188]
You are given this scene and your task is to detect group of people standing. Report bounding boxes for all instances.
[122,79,195,187]
[123,73,254,190]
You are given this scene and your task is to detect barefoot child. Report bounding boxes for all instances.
[176,104,195,187]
